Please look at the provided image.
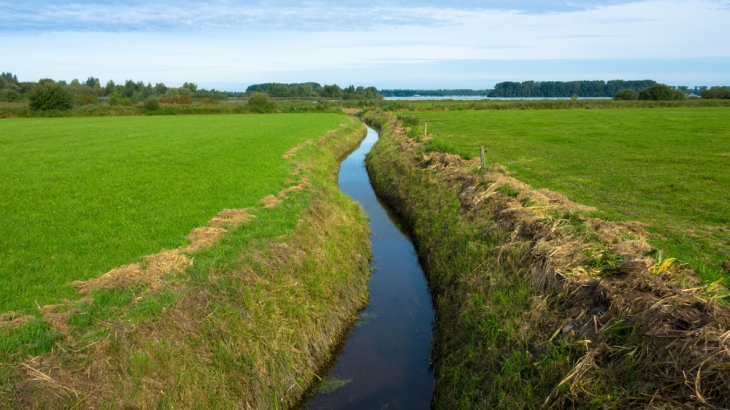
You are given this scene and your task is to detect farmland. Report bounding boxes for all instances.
[407,108,730,281]
[0,114,348,313]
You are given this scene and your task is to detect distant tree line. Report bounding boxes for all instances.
[379,89,490,97]
[488,80,659,98]
[0,72,245,110]
[246,82,382,99]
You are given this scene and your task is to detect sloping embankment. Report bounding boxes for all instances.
[363,111,730,409]
[1,119,371,409]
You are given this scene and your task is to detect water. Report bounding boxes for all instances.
[384,96,611,100]
[299,125,435,409]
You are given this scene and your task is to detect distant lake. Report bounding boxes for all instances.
[384,96,611,101]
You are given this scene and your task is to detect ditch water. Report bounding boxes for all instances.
[298,124,435,409]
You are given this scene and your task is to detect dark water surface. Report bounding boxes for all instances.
[299,125,435,409]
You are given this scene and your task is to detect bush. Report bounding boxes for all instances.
[201,97,220,105]
[248,92,276,113]
[613,89,639,100]
[571,94,578,101]
[121,97,132,106]
[108,92,121,105]
[178,95,192,105]
[397,114,419,127]
[27,80,73,111]
[701,86,730,99]
[144,96,160,111]
[76,94,98,105]
[0,88,21,102]
[639,84,686,101]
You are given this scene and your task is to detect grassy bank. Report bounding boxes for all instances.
[0,114,349,313]
[404,108,730,283]
[1,118,371,409]
[364,111,730,409]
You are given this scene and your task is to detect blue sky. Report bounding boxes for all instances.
[1,0,729,90]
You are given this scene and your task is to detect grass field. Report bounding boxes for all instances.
[0,113,348,313]
[407,108,730,281]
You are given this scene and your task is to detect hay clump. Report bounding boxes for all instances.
[207,208,254,228]
[259,194,281,210]
[0,312,34,329]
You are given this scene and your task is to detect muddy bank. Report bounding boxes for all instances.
[363,111,730,409]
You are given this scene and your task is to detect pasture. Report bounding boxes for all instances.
[408,108,730,281]
[0,113,348,313]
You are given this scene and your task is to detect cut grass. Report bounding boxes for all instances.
[406,108,730,281]
[0,113,347,313]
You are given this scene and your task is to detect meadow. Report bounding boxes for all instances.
[0,113,347,313]
[406,108,730,281]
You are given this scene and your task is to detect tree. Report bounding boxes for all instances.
[0,89,21,102]
[638,84,686,101]
[144,96,160,111]
[614,89,639,100]
[85,77,99,88]
[108,92,121,105]
[248,92,275,113]
[105,80,116,96]
[701,86,730,99]
[154,82,168,95]
[182,82,198,93]
[27,79,73,110]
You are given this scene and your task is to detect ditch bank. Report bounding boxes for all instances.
[363,111,730,409]
[1,119,371,409]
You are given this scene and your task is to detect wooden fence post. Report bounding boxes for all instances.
[480,146,486,174]
[424,122,428,137]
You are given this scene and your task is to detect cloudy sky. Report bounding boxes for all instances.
[2,0,728,90]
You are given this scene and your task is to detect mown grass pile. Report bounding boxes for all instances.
[1,116,371,409]
[401,108,730,282]
[364,111,730,409]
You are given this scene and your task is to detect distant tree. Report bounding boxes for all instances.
[701,86,730,99]
[105,80,116,96]
[70,78,81,86]
[108,92,121,105]
[182,82,198,93]
[154,82,168,95]
[614,89,639,100]
[248,92,276,113]
[143,96,160,111]
[27,79,73,110]
[84,77,99,88]
[0,89,21,102]
[639,84,686,101]
[93,80,104,97]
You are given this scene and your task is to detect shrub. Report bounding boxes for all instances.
[639,84,686,101]
[201,97,220,105]
[0,88,21,102]
[701,86,730,99]
[248,92,276,113]
[27,80,73,111]
[76,94,98,105]
[397,114,419,127]
[121,97,132,106]
[571,94,578,101]
[178,95,192,105]
[108,92,121,105]
[613,89,639,100]
[144,96,160,111]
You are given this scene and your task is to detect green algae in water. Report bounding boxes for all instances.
[318,376,353,394]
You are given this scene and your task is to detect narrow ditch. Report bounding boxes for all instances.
[298,123,435,409]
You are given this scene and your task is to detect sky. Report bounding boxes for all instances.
[1,0,729,90]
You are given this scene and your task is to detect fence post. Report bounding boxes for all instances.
[424,122,428,137]
[480,146,486,174]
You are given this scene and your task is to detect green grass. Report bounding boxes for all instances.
[407,108,730,282]
[0,113,348,313]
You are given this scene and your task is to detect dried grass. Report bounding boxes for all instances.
[0,312,34,329]
[259,194,281,210]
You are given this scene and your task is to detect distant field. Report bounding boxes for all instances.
[409,108,730,281]
[0,113,347,313]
